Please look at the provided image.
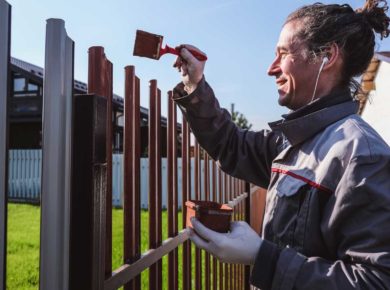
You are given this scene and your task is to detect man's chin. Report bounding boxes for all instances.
[277,92,289,107]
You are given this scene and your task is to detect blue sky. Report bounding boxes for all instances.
[7,0,390,129]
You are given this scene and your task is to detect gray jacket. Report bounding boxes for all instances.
[173,78,390,290]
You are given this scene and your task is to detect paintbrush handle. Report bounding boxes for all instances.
[162,45,207,61]
[187,48,208,61]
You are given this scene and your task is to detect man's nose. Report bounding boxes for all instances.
[267,58,281,76]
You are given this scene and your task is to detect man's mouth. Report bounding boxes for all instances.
[276,78,288,87]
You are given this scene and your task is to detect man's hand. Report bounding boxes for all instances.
[173,44,206,94]
[189,218,262,265]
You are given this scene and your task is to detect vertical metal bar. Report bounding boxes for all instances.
[167,91,174,290]
[218,168,223,290]
[40,18,74,290]
[133,76,141,289]
[195,141,202,290]
[156,88,163,290]
[149,80,157,290]
[182,118,191,290]
[229,176,233,290]
[244,182,251,290]
[123,66,134,289]
[233,178,237,289]
[212,162,218,290]
[105,60,113,280]
[87,47,113,280]
[204,154,210,290]
[88,47,105,95]
[69,93,107,290]
[224,173,229,290]
[172,95,179,290]
[0,1,10,289]
[168,91,179,290]
[124,66,141,290]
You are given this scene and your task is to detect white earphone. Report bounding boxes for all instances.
[322,56,329,65]
[311,56,329,102]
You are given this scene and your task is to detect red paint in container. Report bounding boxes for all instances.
[185,200,233,233]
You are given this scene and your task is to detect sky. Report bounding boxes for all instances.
[6,0,390,130]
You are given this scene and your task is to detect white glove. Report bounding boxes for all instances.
[189,217,262,265]
[173,45,206,94]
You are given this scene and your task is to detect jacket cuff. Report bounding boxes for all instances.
[250,239,281,289]
[271,247,307,290]
[172,76,208,106]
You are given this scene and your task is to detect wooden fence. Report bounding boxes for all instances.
[0,1,267,289]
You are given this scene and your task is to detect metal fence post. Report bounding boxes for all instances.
[40,18,74,290]
[69,93,107,290]
[244,182,251,290]
[0,1,11,289]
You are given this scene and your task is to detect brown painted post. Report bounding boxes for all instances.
[218,168,224,290]
[69,93,107,290]
[224,172,229,290]
[168,91,174,290]
[87,46,113,280]
[244,182,251,290]
[156,88,163,290]
[204,154,211,290]
[105,59,113,280]
[123,66,141,290]
[212,162,218,290]
[195,141,202,290]
[172,93,179,290]
[167,91,179,290]
[182,119,191,290]
[149,80,158,290]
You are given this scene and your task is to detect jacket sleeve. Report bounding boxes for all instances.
[251,152,390,290]
[172,77,283,188]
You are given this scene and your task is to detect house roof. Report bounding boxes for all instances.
[10,57,171,126]
[357,52,388,114]
[10,56,127,106]
[375,52,390,63]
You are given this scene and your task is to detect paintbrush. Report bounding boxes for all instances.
[133,30,207,61]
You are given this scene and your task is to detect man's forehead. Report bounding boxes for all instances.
[276,22,304,51]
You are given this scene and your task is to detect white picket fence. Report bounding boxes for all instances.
[9,150,216,208]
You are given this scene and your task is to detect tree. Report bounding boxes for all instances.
[230,103,252,130]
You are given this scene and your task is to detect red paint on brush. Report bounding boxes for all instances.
[133,30,207,61]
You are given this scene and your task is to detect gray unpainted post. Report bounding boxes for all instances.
[0,0,10,289]
[40,19,74,290]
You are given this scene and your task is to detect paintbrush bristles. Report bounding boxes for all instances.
[133,30,163,60]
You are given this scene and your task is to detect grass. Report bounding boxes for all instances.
[6,204,40,290]
[6,203,188,290]
[6,203,230,290]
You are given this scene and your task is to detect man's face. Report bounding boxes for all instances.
[268,21,320,110]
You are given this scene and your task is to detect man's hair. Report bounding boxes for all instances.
[286,0,390,91]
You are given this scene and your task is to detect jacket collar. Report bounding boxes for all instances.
[268,90,359,146]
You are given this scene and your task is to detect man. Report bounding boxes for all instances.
[173,1,390,289]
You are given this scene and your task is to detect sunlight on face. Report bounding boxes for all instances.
[267,21,319,110]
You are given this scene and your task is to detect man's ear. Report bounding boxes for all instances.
[323,43,341,70]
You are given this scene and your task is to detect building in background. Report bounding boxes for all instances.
[358,52,390,145]
[9,57,176,156]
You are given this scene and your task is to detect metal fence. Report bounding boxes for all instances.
[0,1,266,289]
[68,48,252,290]
[9,151,229,209]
